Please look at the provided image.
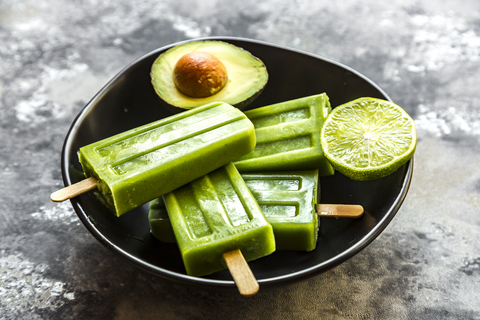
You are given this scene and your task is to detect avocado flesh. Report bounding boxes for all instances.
[151,40,268,110]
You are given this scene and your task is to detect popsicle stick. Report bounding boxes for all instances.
[316,204,364,218]
[50,177,98,202]
[223,249,259,296]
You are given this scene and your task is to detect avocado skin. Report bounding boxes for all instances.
[151,40,268,111]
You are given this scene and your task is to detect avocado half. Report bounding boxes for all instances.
[151,40,268,110]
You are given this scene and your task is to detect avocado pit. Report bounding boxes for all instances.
[173,51,228,98]
[151,40,268,109]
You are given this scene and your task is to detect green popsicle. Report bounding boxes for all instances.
[163,163,275,277]
[241,170,319,251]
[234,93,335,176]
[76,101,256,216]
[148,197,176,243]
[149,170,363,251]
[149,169,318,251]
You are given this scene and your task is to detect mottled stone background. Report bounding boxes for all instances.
[1,0,479,319]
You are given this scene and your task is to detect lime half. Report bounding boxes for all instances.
[320,97,416,181]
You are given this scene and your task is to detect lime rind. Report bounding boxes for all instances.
[320,98,416,181]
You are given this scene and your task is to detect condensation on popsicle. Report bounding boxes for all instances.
[234,93,335,176]
[76,101,256,216]
[163,162,276,277]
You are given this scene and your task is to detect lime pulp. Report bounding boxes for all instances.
[320,97,416,181]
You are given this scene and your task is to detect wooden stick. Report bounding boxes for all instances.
[223,249,259,296]
[50,177,98,202]
[316,204,364,218]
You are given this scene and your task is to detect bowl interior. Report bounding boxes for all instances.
[62,37,413,291]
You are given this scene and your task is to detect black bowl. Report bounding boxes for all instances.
[61,37,413,292]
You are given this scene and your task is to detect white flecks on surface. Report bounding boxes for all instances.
[14,90,63,124]
[64,292,75,300]
[31,201,79,225]
[0,251,74,313]
[14,18,48,33]
[171,15,210,39]
[14,60,90,124]
[406,13,480,72]
[415,103,480,141]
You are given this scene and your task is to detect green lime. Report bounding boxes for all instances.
[320,97,416,181]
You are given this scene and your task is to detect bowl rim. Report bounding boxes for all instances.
[61,36,414,290]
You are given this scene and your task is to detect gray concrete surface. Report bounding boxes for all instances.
[1,0,479,319]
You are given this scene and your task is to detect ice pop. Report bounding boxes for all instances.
[148,197,176,243]
[241,170,319,251]
[54,101,256,217]
[163,162,275,278]
[234,93,335,176]
[149,169,363,251]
